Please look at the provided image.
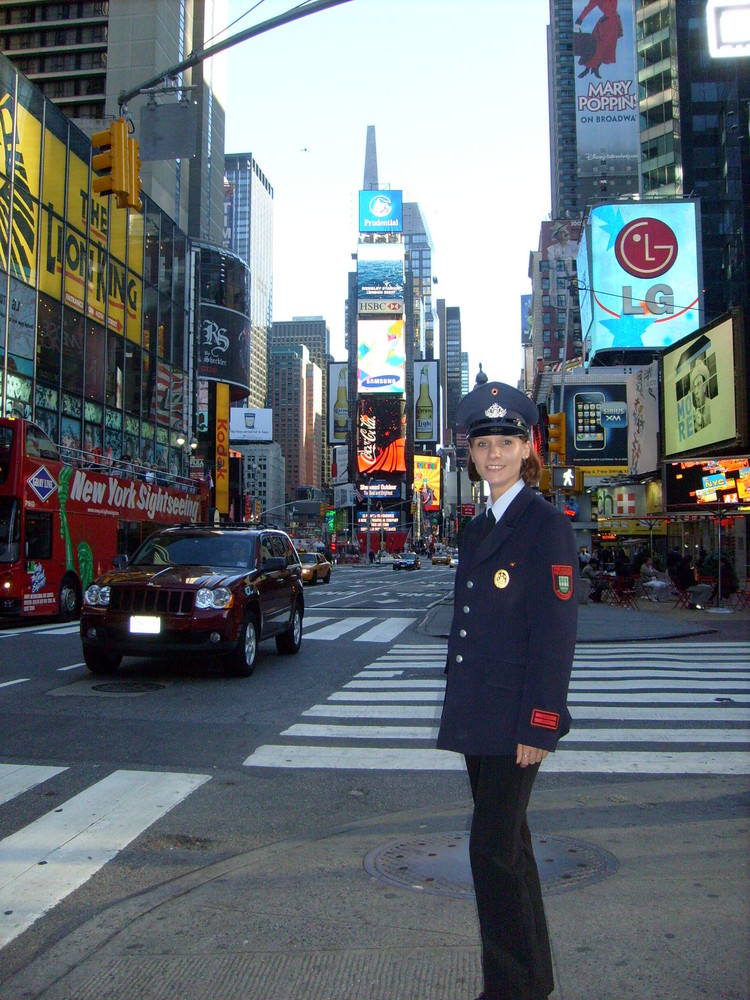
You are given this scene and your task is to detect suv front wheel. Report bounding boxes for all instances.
[276,602,302,655]
[226,615,259,677]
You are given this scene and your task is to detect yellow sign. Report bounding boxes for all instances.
[215,383,229,515]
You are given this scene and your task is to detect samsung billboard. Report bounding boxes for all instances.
[357,318,405,394]
[358,190,403,232]
[580,201,702,364]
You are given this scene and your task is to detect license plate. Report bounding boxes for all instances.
[129,615,161,634]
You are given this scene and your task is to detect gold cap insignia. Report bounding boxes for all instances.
[484,403,508,419]
[494,569,510,589]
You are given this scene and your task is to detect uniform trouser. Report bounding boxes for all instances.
[465,754,553,1000]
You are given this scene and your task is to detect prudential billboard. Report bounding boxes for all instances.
[582,201,702,364]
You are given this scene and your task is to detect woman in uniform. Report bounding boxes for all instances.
[437,380,578,1000]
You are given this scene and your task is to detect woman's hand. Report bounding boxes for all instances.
[517,744,548,768]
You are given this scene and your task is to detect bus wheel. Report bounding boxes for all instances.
[83,648,121,675]
[59,576,81,621]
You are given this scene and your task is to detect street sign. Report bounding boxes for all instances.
[461,504,476,516]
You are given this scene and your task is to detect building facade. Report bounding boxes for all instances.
[271,316,331,484]
[436,299,462,445]
[268,344,323,503]
[224,153,274,408]
[0,0,228,243]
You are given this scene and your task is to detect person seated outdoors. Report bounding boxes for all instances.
[639,556,670,601]
[581,557,606,603]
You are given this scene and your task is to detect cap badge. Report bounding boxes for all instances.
[484,403,507,419]
[494,569,510,589]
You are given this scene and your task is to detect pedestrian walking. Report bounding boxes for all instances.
[437,380,578,1000]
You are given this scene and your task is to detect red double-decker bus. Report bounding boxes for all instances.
[0,417,209,620]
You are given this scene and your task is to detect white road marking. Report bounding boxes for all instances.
[0,769,210,949]
[305,617,374,640]
[0,764,67,807]
[354,618,416,643]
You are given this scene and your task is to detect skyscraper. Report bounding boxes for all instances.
[224,153,274,409]
[271,317,332,486]
[436,299,462,444]
[268,344,323,503]
[0,0,227,241]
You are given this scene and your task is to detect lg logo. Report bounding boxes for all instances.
[615,218,678,279]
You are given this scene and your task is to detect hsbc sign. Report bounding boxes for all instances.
[358,299,403,315]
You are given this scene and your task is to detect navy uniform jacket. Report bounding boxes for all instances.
[437,485,578,757]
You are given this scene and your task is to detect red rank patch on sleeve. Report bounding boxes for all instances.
[531,708,560,731]
[552,565,573,600]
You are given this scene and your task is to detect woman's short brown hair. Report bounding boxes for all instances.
[466,437,543,487]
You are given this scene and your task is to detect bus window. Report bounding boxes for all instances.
[0,498,21,562]
[0,425,13,484]
[25,424,59,462]
[25,511,53,561]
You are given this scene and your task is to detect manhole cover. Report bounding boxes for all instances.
[91,681,165,694]
[364,832,618,898]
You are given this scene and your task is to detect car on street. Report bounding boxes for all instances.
[299,551,332,584]
[449,554,459,569]
[79,525,304,678]
[431,550,451,565]
[393,552,421,571]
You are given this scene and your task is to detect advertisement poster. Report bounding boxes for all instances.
[413,456,441,512]
[356,396,406,474]
[662,318,737,457]
[229,408,273,443]
[584,201,702,362]
[413,359,439,442]
[358,189,403,233]
[553,381,629,467]
[573,0,640,182]
[357,242,404,302]
[197,302,251,396]
[328,361,349,443]
[357,318,405,394]
[664,457,750,509]
[627,361,659,475]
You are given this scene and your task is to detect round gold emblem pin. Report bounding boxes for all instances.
[494,569,510,589]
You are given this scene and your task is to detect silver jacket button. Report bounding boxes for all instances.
[463,606,470,613]
[455,655,463,663]
[459,629,466,637]
[466,580,474,589]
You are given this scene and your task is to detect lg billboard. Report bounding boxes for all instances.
[578,201,702,364]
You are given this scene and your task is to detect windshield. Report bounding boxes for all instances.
[131,533,252,569]
[0,498,21,563]
[300,553,317,564]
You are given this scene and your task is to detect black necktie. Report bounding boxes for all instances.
[479,509,495,540]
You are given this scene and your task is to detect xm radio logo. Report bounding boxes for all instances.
[201,317,229,357]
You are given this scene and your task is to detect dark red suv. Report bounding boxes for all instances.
[80,525,304,677]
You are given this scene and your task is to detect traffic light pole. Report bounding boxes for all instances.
[117,0,353,112]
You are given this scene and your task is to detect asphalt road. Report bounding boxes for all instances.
[1,562,748,999]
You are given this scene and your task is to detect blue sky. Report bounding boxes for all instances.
[220,0,552,385]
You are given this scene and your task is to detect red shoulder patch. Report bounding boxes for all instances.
[531,708,560,731]
[552,564,573,600]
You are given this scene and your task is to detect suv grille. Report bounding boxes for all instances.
[110,587,195,615]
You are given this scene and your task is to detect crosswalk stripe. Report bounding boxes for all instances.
[280,724,748,744]
[305,617,374,640]
[301,616,331,629]
[0,769,210,950]
[354,618,416,643]
[242,745,750,774]
[0,679,28,690]
[0,764,67,807]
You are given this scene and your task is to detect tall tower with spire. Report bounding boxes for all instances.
[363,125,379,190]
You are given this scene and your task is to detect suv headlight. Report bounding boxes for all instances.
[195,587,233,610]
[84,585,111,607]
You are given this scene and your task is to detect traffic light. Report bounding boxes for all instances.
[91,118,128,202]
[547,412,566,462]
[125,136,142,211]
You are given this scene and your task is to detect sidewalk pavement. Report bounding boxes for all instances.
[3,595,748,999]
